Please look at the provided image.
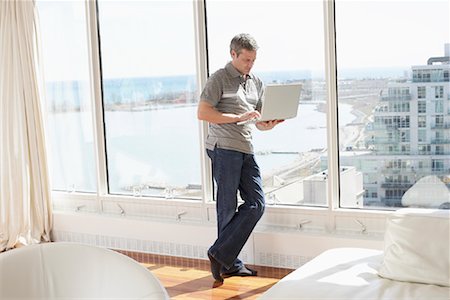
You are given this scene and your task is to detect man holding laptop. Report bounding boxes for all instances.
[197,33,299,283]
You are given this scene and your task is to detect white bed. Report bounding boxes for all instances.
[260,209,450,300]
[260,247,449,300]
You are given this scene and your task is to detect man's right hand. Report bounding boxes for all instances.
[238,110,261,123]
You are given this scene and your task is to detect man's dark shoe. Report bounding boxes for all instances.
[221,265,258,278]
[208,252,224,282]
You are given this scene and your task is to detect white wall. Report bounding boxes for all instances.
[53,210,384,269]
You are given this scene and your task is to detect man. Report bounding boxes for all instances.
[197,33,283,283]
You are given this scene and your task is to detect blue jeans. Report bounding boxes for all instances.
[207,147,265,270]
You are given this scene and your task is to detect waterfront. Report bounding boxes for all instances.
[44,71,390,198]
[46,102,360,196]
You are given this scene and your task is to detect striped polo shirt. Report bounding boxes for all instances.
[200,62,264,154]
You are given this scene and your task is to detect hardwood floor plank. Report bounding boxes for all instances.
[147,264,285,299]
[118,250,293,300]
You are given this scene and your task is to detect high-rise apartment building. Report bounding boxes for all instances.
[342,44,450,208]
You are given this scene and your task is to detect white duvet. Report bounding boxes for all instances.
[259,248,450,300]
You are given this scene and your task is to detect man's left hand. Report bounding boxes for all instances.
[256,119,284,131]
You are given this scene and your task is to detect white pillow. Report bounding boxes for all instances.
[401,175,450,208]
[378,208,450,287]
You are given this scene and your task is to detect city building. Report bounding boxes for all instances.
[342,44,450,207]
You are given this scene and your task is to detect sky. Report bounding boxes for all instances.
[335,0,450,69]
[37,0,450,80]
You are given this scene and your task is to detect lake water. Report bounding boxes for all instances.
[47,103,355,193]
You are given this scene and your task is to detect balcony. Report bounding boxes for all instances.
[431,169,450,175]
[380,94,412,101]
[434,151,450,155]
[381,182,413,189]
[431,139,450,144]
[412,77,450,83]
[383,169,404,174]
[431,123,450,130]
[380,197,403,207]
[366,125,398,132]
[381,166,414,174]
[366,138,400,145]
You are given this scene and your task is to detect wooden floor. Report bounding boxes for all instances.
[119,250,293,300]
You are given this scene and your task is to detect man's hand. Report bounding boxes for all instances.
[255,119,284,131]
[238,110,261,123]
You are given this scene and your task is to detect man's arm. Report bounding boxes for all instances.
[197,101,260,124]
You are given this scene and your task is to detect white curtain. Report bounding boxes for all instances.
[0,0,52,251]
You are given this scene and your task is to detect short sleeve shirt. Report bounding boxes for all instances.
[200,62,264,154]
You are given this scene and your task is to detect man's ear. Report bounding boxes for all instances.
[230,49,237,59]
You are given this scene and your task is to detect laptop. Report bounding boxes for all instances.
[237,83,302,125]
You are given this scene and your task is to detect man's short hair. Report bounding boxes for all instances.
[230,33,259,56]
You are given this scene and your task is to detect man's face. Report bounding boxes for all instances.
[231,49,256,75]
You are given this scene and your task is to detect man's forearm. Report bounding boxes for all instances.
[198,101,261,125]
[201,112,241,124]
[198,104,240,124]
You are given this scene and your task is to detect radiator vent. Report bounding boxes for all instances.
[52,230,249,262]
[256,252,311,269]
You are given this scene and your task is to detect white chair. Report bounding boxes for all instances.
[0,242,169,299]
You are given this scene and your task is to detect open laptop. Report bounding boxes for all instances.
[237,83,302,125]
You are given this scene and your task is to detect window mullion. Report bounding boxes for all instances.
[323,0,340,219]
[85,0,108,207]
[193,0,213,206]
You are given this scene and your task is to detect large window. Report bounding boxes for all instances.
[37,1,96,192]
[97,1,201,199]
[206,0,330,206]
[336,0,450,209]
[37,0,449,213]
